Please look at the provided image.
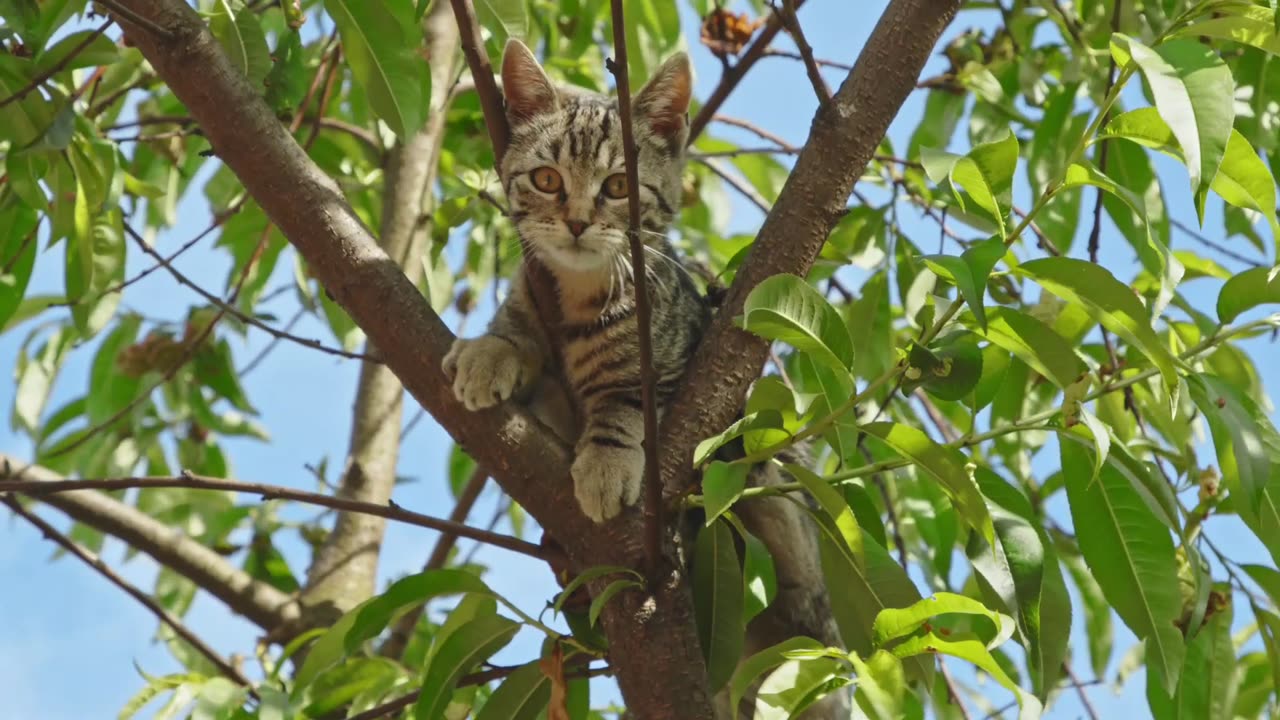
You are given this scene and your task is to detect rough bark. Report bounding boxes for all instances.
[0,454,300,632]
[299,0,462,625]
[103,0,961,716]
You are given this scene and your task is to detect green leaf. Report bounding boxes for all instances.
[756,655,850,718]
[474,661,549,720]
[728,637,824,713]
[66,208,125,339]
[740,273,854,374]
[1060,441,1185,693]
[693,518,746,692]
[588,578,640,626]
[849,650,906,720]
[861,422,994,544]
[1217,265,1280,324]
[1148,594,1234,720]
[474,0,529,42]
[1058,161,1184,316]
[969,307,1084,390]
[1017,257,1180,403]
[1102,109,1280,238]
[1112,35,1234,201]
[1187,374,1276,515]
[903,332,984,402]
[209,0,271,88]
[921,132,1019,236]
[87,314,141,424]
[890,631,1041,720]
[693,411,784,466]
[413,613,520,720]
[733,520,777,624]
[264,30,307,115]
[35,29,119,74]
[1177,6,1280,56]
[552,564,643,617]
[923,236,1006,331]
[789,463,930,681]
[325,0,430,138]
[702,461,748,525]
[346,568,496,652]
[0,206,38,330]
[873,593,1003,647]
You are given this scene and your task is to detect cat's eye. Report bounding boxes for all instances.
[530,167,563,193]
[602,173,629,199]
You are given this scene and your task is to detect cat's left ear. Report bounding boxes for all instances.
[634,52,693,143]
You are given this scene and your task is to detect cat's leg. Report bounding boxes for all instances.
[570,391,646,523]
[443,267,548,410]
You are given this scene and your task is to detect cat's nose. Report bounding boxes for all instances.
[566,219,588,237]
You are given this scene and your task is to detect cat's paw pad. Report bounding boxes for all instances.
[442,336,531,410]
[572,442,643,523]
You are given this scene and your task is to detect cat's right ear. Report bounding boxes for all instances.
[501,40,557,123]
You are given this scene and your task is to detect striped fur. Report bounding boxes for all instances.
[443,41,705,522]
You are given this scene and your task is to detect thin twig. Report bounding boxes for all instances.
[938,658,975,720]
[1171,217,1264,267]
[49,227,272,458]
[777,0,831,103]
[97,0,172,38]
[1088,0,1127,418]
[1063,663,1101,720]
[761,48,853,71]
[712,115,796,150]
[2,496,256,695]
[606,0,663,576]
[691,146,799,158]
[1,475,546,560]
[123,223,377,363]
[1,224,39,275]
[236,306,305,376]
[0,20,113,110]
[448,0,508,161]
[696,157,770,214]
[688,2,804,141]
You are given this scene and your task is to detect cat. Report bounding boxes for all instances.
[443,39,705,522]
[443,40,848,718]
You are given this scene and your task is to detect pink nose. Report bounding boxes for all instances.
[566,219,588,237]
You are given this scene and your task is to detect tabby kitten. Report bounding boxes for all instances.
[443,40,705,522]
[445,41,847,717]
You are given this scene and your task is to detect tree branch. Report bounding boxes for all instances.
[606,0,663,577]
[688,3,802,142]
[778,0,831,103]
[0,454,300,633]
[659,0,964,500]
[0,20,113,110]
[0,474,545,560]
[2,495,256,694]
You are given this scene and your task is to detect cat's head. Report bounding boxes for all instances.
[498,40,692,274]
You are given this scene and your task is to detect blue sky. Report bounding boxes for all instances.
[1,0,1277,718]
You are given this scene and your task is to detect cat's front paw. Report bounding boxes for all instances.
[442,336,534,410]
[572,442,643,523]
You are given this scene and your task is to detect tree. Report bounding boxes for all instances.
[1,0,1279,716]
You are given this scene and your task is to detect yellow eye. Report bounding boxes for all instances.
[530,167,563,193]
[602,173,629,199]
